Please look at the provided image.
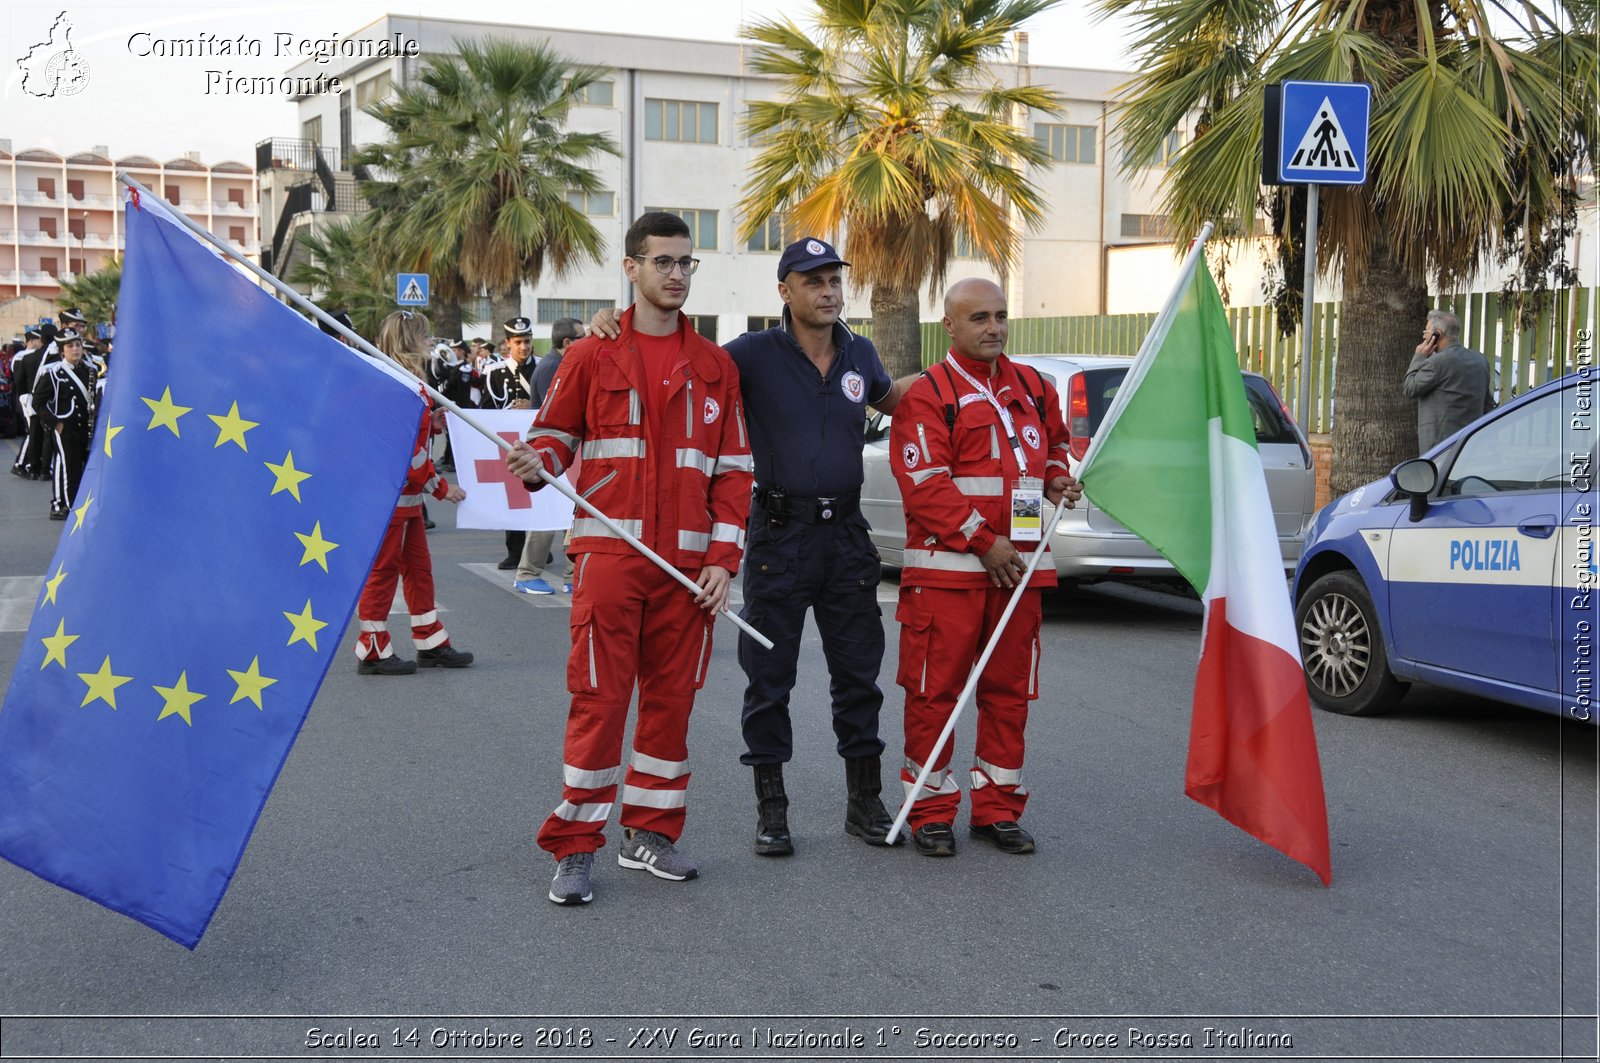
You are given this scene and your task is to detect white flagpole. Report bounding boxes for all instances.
[116,174,773,650]
[885,497,1072,846]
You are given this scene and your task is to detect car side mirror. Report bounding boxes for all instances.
[1391,458,1438,523]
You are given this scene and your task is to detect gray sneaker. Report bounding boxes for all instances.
[616,829,698,881]
[548,851,595,905]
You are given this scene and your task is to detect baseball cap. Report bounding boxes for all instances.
[777,237,849,280]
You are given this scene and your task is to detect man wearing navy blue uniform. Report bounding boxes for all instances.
[726,239,913,856]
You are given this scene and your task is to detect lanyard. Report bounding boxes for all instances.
[946,357,1029,475]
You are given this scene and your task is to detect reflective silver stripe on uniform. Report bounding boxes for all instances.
[414,628,448,650]
[988,425,1000,459]
[1046,459,1069,474]
[628,388,641,426]
[580,469,617,499]
[905,547,1052,572]
[631,750,690,779]
[908,465,950,485]
[621,784,688,809]
[735,400,747,447]
[527,426,578,448]
[685,380,695,438]
[678,530,711,552]
[712,453,753,475]
[359,619,387,632]
[410,610,438,626]
[573,516,644,539]
[953,476,1005,496]
[410,447,429,469]
[563,764,623,789]
[902,759,961,800]
[971,756,1024,789]
[916,422,931,460]
[587,626,597,687]
[534,447,568,478]
[583,438,647,460]
[675,447,715,475]
[711,522,744,545]
[1029,637,1039,696]
[553,800,613,823]
[959,509,985,538]
[693,624,710,684]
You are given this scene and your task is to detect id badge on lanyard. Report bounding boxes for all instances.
[1010,477,1043,541]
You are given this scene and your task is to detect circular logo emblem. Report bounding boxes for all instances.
[842,371,864,403]
[901,442,920,469]
[1022,425,1041,450]
[45,51,90,96]
[806,239,826,256]
[703,396,720,424]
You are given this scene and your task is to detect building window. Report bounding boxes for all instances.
[747,316,782,333]
[37,178,55,198]
[67,179,85,200]
[645,99,718,144]
[1034,123,1097,164]
[954,231,981,259]
[229,226,246,243]
[537,298,615,325]
[40,217,57,238]
[647,207,717,250]
[1120,213,1173,238]
[302,116,322,146]
[355,70,392,109]
[566,190,615,216]
[165,185,181,206]
[687,315,718,341]
[228,187,246,207]
[1129,130,1184,168]
[745,214,785,253]
[68,217,84,239]
[40,257,58,275]
[571,80,614,106]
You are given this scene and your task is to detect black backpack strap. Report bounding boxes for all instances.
[920,364,959,429]
[1015,364,1049,419]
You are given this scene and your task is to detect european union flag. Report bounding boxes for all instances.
[0,188,425,947]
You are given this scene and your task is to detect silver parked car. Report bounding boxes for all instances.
[861,354,1317,583]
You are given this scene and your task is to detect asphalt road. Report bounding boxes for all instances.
[0,453,1594,1062]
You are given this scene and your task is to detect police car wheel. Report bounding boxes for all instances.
[1294,571,1407,717]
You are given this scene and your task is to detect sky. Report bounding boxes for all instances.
[2,1,1138,165]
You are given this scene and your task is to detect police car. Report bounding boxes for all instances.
[1292,372,1596,722]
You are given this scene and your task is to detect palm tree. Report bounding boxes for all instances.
[57,256,121,337]
[1102,0,1596,492]
[356,37,619,343]
[740,0,1065,377]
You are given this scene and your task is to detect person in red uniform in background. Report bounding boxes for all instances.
[890,278,1082,857]
[351,310,475,676]
[506,212,753,906]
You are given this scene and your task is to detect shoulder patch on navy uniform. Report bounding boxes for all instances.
[842,371,865,403]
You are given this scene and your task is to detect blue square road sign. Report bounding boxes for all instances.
[396,272,430,306]
[1270,81,1371,186]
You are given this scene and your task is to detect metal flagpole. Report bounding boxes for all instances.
[884,497,1072,846]
[116,173,773,650]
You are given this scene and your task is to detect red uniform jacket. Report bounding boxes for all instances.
[525,308,753,574]
[891,352,1071,589]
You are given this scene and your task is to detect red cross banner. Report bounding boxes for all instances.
[444,409,576,532]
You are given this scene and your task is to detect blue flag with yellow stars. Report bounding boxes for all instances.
[0,187,426,948]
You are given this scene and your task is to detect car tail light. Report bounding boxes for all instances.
[1068,373,1091,461]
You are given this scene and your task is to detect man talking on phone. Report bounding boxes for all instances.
[1402,309,1494,453]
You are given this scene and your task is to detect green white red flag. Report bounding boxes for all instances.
[1078,241,1332,885]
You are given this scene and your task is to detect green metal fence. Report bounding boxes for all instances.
[882,286,1596,434]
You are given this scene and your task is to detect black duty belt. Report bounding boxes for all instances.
[755,486,860,526]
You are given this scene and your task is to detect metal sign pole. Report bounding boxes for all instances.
[1299,184,1319,435]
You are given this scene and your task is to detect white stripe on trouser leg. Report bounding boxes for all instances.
[410,610,438,626]
[563,763,624,789]
[971,756,1025,792]
[553,800,613,823]
[630,750,690,779]
[621,784,688,809]
[903,758,960,801]
[413,628,448,650]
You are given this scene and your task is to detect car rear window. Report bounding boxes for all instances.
[1078,367,1299,445]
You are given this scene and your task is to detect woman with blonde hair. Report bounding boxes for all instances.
[352,310,474,675]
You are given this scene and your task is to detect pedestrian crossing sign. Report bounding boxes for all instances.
[1263,81,1371,186]
[396,272,430,306]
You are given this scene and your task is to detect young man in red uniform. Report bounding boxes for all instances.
[506,212,753,905]
[890,278,1081,857]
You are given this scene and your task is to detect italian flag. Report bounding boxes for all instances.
[1078,244,1332,885]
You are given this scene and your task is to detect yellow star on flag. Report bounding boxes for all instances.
[78,656,133,709]
[141,386,193,436]
[284,599,327,651]
[227,656,279,709]
[40,619,79,669]
[71,491,94,534]
[208,401,260,451]
[154,671,206,726]
[295,521,340,572]
[102,424,123,459]
[265,451,312,502]
[43,564,67,605]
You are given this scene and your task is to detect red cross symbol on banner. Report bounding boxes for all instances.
[475,431,533,509]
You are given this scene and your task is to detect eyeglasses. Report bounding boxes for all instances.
[632,255,701,276]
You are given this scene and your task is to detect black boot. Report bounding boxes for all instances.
[845,754,901,846]
[754,764,793,856]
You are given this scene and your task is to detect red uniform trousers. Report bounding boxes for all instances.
[352,509,450,660]
[897,584,1042,830]
[536,553,717,859]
